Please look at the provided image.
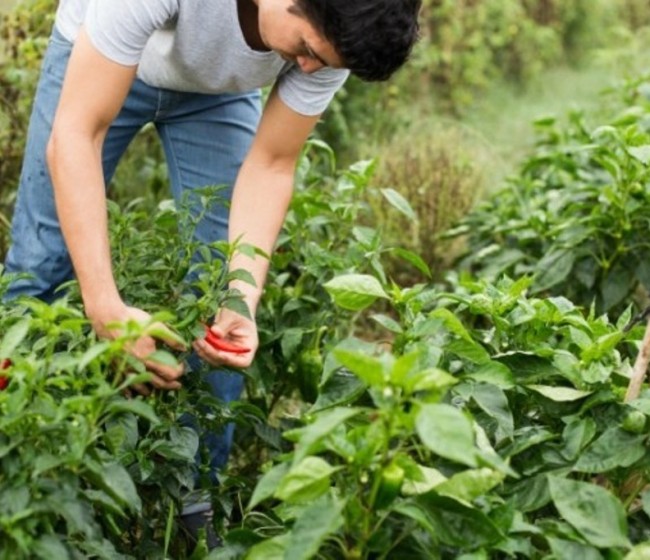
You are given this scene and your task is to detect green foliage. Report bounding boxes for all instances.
[321,0,639,158]
[0,194,258,558]
[221,272,650,557]
[0,0,56,258]
[449,74,650,314]
[237,142,427,465]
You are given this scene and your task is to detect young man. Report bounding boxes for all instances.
[3,0,421,545]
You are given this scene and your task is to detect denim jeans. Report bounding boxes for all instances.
[3,27,262,489]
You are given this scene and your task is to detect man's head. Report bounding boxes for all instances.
[290,0,422,81]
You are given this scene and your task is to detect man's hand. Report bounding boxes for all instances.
[90,304,186,395]
[193,307,258,369]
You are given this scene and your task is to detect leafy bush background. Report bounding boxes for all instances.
[4,1,650,558]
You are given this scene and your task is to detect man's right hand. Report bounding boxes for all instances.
[89,304,186,395]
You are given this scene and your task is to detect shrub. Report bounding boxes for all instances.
[447,74,650,315]
[363,123,491,285]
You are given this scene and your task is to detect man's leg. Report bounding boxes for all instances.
[155,89,261,479]
[3,27,156,302]
[4,28,77,301]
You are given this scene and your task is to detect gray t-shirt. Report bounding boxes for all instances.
[54,0,349,116]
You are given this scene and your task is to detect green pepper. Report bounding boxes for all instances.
[297,348,323,402]
[374,462,405,510]
[622,410,646,434]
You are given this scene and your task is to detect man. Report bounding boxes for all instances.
[3,0,421,546]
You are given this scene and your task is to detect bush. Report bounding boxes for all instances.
[363,123,491,284]
[447,74,650,315]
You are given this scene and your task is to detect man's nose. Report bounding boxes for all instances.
[296,55,324,74]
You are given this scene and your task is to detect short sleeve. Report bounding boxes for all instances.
[277,66,349,116]
[84,0,179,66]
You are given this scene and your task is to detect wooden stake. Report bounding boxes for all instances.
[625,318,650,402]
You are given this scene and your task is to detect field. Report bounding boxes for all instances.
[3,1,650,559]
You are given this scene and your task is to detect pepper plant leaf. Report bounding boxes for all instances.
[324,274,388,311]
[548,476,630,549]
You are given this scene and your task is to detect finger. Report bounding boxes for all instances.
[147,374,182,391]
[130,336,185,383]
[131,382,152,396]
[143,359,184,386]
[193,338,254,368]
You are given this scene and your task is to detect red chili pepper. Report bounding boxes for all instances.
[204,327,250,354]
[0,359,11,391]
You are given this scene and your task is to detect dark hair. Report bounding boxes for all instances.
[291,0,421,82]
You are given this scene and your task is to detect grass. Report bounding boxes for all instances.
[459,64,630,188]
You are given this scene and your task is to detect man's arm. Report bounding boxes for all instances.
[47,27,184,390]
[194,85,321,367]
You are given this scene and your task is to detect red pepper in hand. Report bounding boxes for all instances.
[204,327,250,354]
[0,359,11,391]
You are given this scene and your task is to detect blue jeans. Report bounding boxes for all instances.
[3,27,261,485]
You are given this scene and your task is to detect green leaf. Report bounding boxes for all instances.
[310,372,366,412]
[332,349,388,386]
[417,494,503,548]
[559,417,596,462]
[466,361,515,389]
[461,382,514,442]
[628,145,650,165]
[285,407,361,464]
[32,535,70,560]
[548,476,630,549]
[98,462,142,513]
[105,398,160,425]
[248,463,290,510]
[547,538,602,560]
[244,533,289,560]
[221,297,252,320]
[227,268,257,286]
[402,465,448,496]
[0,319,30,358]
[526,385,592,402]
[324,274,388,311]
[429,308,473,342]
[416,404,477,467]
[147,349,180,368]
[401,367,457,395]
[532,248,575,293]
[147,324,187,347]
[152,427,199,462]
[435,468,504,505]
[574,427,645,473]
[392,247,432,278]
[625,543,650,560]
[508,474,551,512]
[601,264,633,311]
[370,313,403,334]
[447,338,491,364]
[496,352,562,384]
[393,502,437,535]
[381,188,417,220]
[283,492,345,560]
[280,327,303,359]
[275,457,339,504]
[77,342,112,371]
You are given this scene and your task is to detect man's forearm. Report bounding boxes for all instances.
[227,157,295,313]
[47,130,124,319]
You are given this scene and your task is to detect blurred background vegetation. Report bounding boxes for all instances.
[1,0,650,283]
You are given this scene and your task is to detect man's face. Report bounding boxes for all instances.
[257,0,344,74]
